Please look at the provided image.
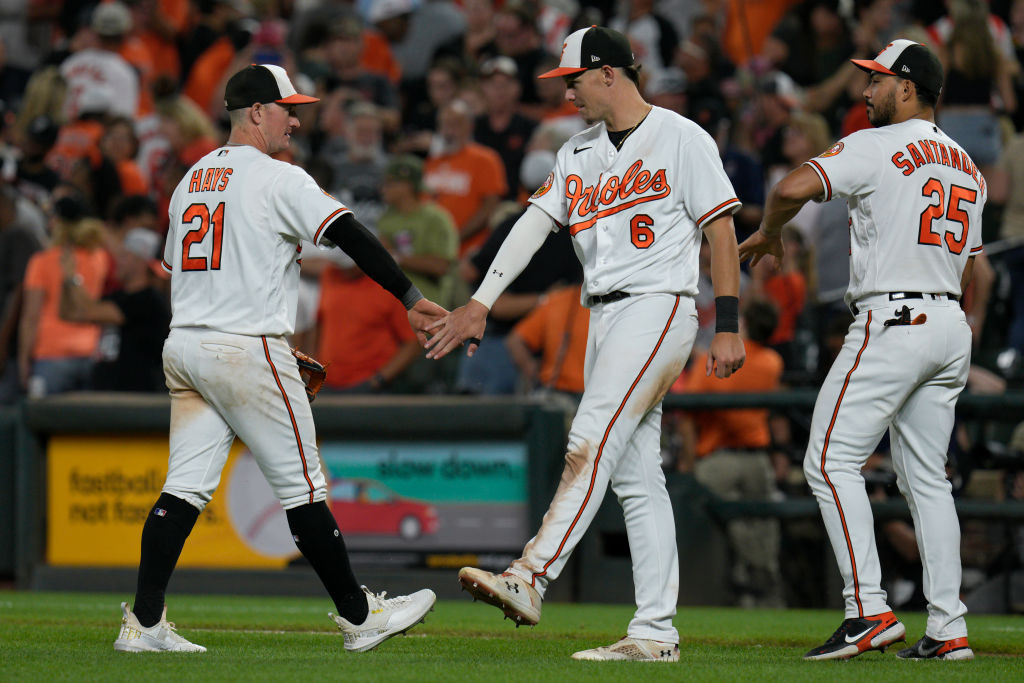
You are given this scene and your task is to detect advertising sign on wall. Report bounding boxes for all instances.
[46,435,529,568]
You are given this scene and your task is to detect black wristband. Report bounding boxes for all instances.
[323,213,414,305]
[715,296,739,334]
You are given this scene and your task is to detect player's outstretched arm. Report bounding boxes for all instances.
[739,164,824,267]
[704,215,745,379]
[425,205,555,360]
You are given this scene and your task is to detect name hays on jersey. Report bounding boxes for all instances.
[892,139,986,194]
[566,159,670,235]
[187,167,233,193]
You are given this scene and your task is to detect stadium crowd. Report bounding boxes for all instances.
[0,0,1022,609]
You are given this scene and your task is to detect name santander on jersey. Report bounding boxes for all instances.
[529,107,740,303]
[805,119,985,304]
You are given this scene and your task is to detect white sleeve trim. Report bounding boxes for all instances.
[471,205,556,309]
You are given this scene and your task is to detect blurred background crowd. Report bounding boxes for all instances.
[1,0,1023,609]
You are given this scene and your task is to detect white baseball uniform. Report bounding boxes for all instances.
[512,106,740,643]
[161,144,350,511]
[803,118,985,640]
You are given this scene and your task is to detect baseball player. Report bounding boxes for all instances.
[113,64,444,654]
[426,26,746,662]
[740,40,983,661]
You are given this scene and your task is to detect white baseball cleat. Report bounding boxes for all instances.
[113,602,206,653]
[572,636,680,662]
[458,567,541,626]
[329,586,436,652]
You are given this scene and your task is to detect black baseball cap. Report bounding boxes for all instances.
[851,39,943,99]
[538,25,635,79]
[224,64,319,111]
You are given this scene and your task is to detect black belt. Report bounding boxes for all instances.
[586,290,632,307]
[851,292,959,315]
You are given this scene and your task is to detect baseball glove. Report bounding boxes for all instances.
[291,348,327,402]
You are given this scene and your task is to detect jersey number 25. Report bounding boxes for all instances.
[918,178,976,255]
[181,202,225,271]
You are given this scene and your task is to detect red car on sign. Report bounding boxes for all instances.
[328,477,439,539]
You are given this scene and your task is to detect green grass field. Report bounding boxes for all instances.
[1,592,1021,681]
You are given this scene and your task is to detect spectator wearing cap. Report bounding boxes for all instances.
[423,99,507,257]
[0,184,44,404]
[97,0,159,117]
[377,154,459,307]
[474,56,537,201]
[18,196,111,397]
[60,2,141,120]
[376,154,460,392]
[59,227,170,392]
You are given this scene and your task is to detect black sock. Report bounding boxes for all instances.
[286,502,368,624]
[133,493,200,627]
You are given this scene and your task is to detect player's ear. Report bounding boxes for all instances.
[603,65,614,87]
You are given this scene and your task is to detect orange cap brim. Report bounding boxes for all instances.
[277,94,320,105]
[850,58,896,76]
[538,66,588,79]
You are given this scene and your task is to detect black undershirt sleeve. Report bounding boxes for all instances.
[322,213,423,309]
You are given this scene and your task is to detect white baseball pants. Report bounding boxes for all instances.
[161,327,327,511]
[509,293,697,644]
[804,294,971,639]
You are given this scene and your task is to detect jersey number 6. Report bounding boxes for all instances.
[918,178,976,255]
[630,214,655,249]
[181,202,225,271]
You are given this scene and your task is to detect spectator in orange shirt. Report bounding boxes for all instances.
[506,284,589,396]
[45,97,107,183]
[424,99,507,257]
[677,299,787,607]
[313,253,421,393]
[18,195,110,396]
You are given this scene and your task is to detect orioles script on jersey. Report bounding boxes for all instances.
[891,139,986,194]
[567,160,670,235]
[187,167,233,193]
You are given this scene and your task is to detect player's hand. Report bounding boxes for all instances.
[738,229,784,269]
[425,299,488,359]
[706,332,745,378]
[408,299,449,347]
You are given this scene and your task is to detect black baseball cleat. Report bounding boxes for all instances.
[897,636,974,661]
[803,611,906,661]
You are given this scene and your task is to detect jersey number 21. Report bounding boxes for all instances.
[181,202,225,271]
